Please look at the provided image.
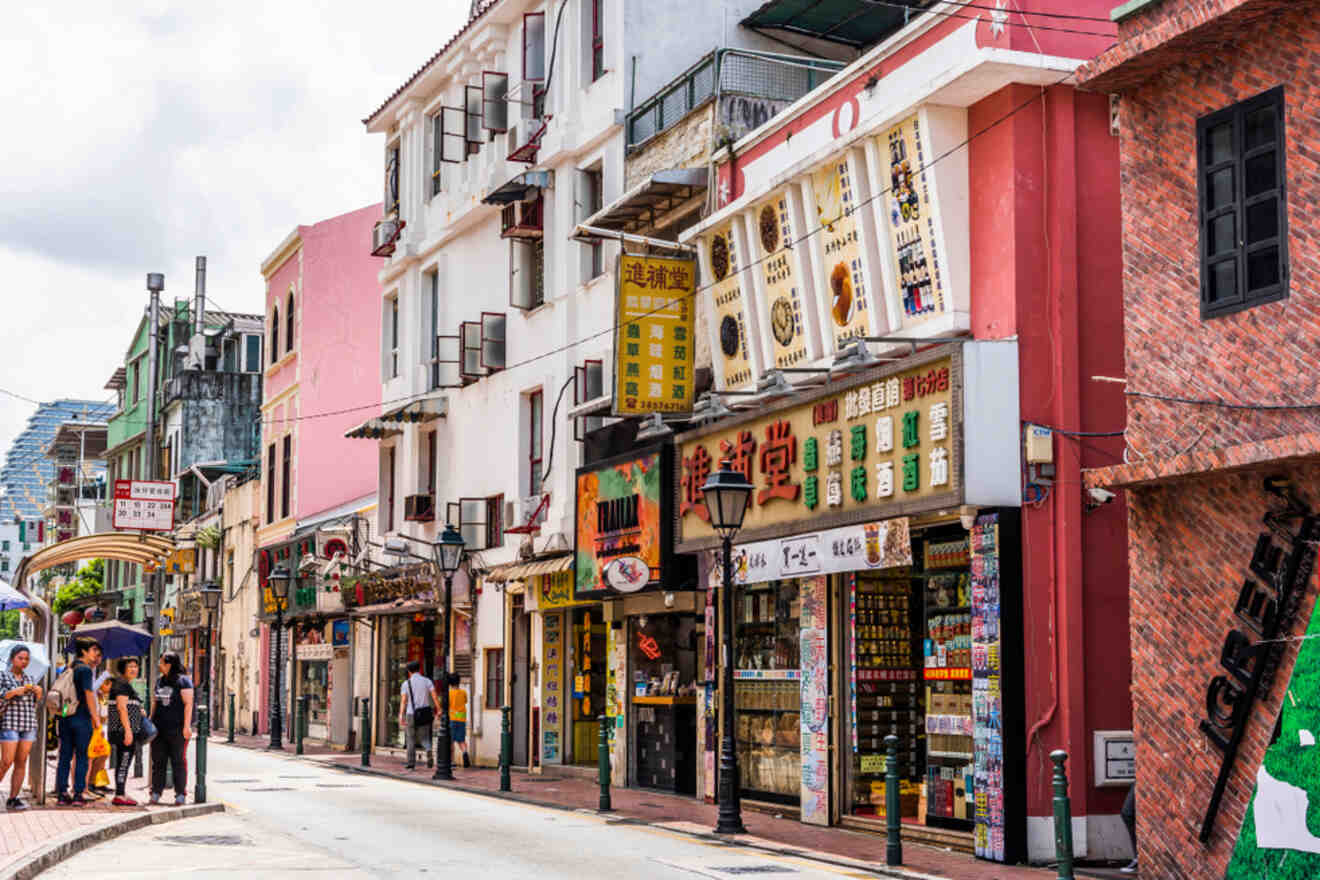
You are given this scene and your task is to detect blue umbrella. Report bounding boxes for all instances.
[0,580,30,611]
[72,621,154,659]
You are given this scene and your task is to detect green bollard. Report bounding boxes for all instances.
[1051,750,1075,880]
[360,698,371,767]
[884,734,903,866]
[296,695,307,755]
[195,705,209,804]
[597,714,612,812]
[499,706,512,792]
[227,693,235,744]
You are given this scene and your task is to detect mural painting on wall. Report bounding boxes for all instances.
[753,189,808,369]
[704,221,754,390]
[811,155,871,349]
[881,115,946,327]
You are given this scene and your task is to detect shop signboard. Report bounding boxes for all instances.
[331,619,350,647]
[729,519,913,585]
[112,479,176,532]
[809,154,872,349]
[800,575,830,825]
[542,611,563,763]
[677,348,960,550]
[879,115,948,328]
[612,254,696,417]
[702,220,754,390]
[751,188,809,369]
[536,569,593,610]
[574,445,675,600]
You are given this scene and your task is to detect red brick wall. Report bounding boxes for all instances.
[1126,467,1319,877]
[1114,2,1320,458]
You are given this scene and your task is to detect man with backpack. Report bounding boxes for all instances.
[49,638,101,806]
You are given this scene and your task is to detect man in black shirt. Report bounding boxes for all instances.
[56,638,102,806]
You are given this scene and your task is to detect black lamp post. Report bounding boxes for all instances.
[200,582,222,711]
[267,564,291,750]
[703,459,753,835]
[431,524,465,781]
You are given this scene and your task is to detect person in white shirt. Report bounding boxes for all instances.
[397,661,441,770]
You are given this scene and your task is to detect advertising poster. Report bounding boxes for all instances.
[613,254,696,417]
[752,190,808,369]
[880,115,947,326]
[799,575,830,825]
[542,611,563,764]
[811,156,871,349]
[704,221,754,390]
[971,514,1005,861]
[575,451,663,598]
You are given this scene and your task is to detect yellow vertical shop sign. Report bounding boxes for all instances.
[752,189,809,368]
[613,254,697,417]
[811,155,872,348]
[880,115,947,326]
[703,221,753,390]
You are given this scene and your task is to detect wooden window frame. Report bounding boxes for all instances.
[386,446,397,533]
[1197,86,1289,319]
[385,143,401,216]
[266,443,276,524]
[528,389,543,496]
[484,647,505,709]
[485,494,504,549]
[286,291,295,354]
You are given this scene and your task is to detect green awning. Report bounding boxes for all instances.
[743,0,934,50]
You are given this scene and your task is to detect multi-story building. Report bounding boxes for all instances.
[253,204,382,747]
[356,0,822,763]
[1081,2,1320,877]
[0,400,114,522]
[41,418,110,545]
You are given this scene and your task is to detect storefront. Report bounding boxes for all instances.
[677,345,1026,858]
[574,444,699,792]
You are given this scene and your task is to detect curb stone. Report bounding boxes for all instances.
[1,803,224,880]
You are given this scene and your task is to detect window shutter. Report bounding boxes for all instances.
[483,72,509,133]
[460,321,487,380]
[441,107,467,164]
[465,85,484,150]
[435,333,463,388]
[523,12,546,82]
[510,241,535,310]
[480,312,507,371]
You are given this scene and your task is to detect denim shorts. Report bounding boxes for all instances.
[449,720,467,744]
[0,729,36,743]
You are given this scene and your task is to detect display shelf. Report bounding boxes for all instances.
[633,695,696,706]
[736,706,797,715]
[927,750,973,760]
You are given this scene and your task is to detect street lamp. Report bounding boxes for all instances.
[431,523,465,781]
[267,564,291,750]
[200,582,222,708]
[703,459,753,835]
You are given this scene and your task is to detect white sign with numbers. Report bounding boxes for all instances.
[112,480,176,532]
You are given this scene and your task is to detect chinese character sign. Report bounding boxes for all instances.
[880,115,947,327]
[702,222,754,390]
[677,356,957,546]
[112,479,176,532]
[810,157,872,349]
[753,190,809,369]
[613,254,697,417]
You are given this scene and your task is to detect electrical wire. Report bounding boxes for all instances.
[1028,422,1126,438]
[919,0,1114,22]
[1128,390,1320,411]
[537,375,578,487]
[870,0,1118,39]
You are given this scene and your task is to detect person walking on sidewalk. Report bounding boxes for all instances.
[447,674,469,769]
[398,661,440,770]
[85,672,114,798]
[1121,782,1138,873]
[55,638,102,807]
[149,652,193,806]
[0,645,42,811]
[107,658,145,806]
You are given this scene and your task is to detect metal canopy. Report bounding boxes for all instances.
[576,168,708,238]
[482,170,552,206]
[344,398,446,439]
[742,0,934,50]
[484,554,573,584]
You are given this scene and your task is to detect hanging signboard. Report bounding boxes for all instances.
[810,155,872,348]
[880,115,948,327]
[112,480,176,532]
[728,518,913,585]
[574,446,674,599]
[612,254,696,417]
[752,189,809,368]
[677,348,960,550]
[702,221,754,390]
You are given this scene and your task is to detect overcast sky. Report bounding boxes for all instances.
[0,0,470,457]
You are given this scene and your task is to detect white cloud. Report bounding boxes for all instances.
[0,0,470,454]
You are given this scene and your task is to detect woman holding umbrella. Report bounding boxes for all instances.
[0,645,41,810]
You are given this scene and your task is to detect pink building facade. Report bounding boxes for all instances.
[255,203,382,745]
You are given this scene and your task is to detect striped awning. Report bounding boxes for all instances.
[484,554,574,584]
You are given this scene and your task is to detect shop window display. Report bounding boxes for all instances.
[380,613,438,748]
[570,607,606,764]
[734,578,801,804]
[631,614,699,794]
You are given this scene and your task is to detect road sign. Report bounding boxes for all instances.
[112,479,176,532]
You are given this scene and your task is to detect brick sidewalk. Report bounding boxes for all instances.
[220,732,1128,879]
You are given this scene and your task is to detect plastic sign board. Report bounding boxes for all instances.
[612,254,696,417]
[112,479,176,532]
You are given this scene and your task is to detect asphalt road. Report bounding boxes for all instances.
[41,742,859,879]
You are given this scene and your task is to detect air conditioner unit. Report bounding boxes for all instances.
[507,116,548,165]
[371,218,404,257]
[404,493,436,523]
[501,197,543,239]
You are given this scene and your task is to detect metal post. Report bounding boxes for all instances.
[715,535,745,834]
[296,694,307,755]
[359,698,371,767]
[269,609,284,749]
[1051,750,1075,880]
[499,705,512,792]
[884,734,903,866]
[597,713,612,812]
[227,692,235,744]
[433,573,454,781]
[194,704,209,804]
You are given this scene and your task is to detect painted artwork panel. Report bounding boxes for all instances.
[811,156,871,348]
[703,222,754,390]
[753,190,809,369]
[879,115,947,327]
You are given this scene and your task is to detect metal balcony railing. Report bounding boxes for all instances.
[626,48,844,150]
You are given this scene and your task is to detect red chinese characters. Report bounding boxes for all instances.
[901,366,950,402]
[720,430,757,489]
[758,420,800,504]
[680,445,712,521]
